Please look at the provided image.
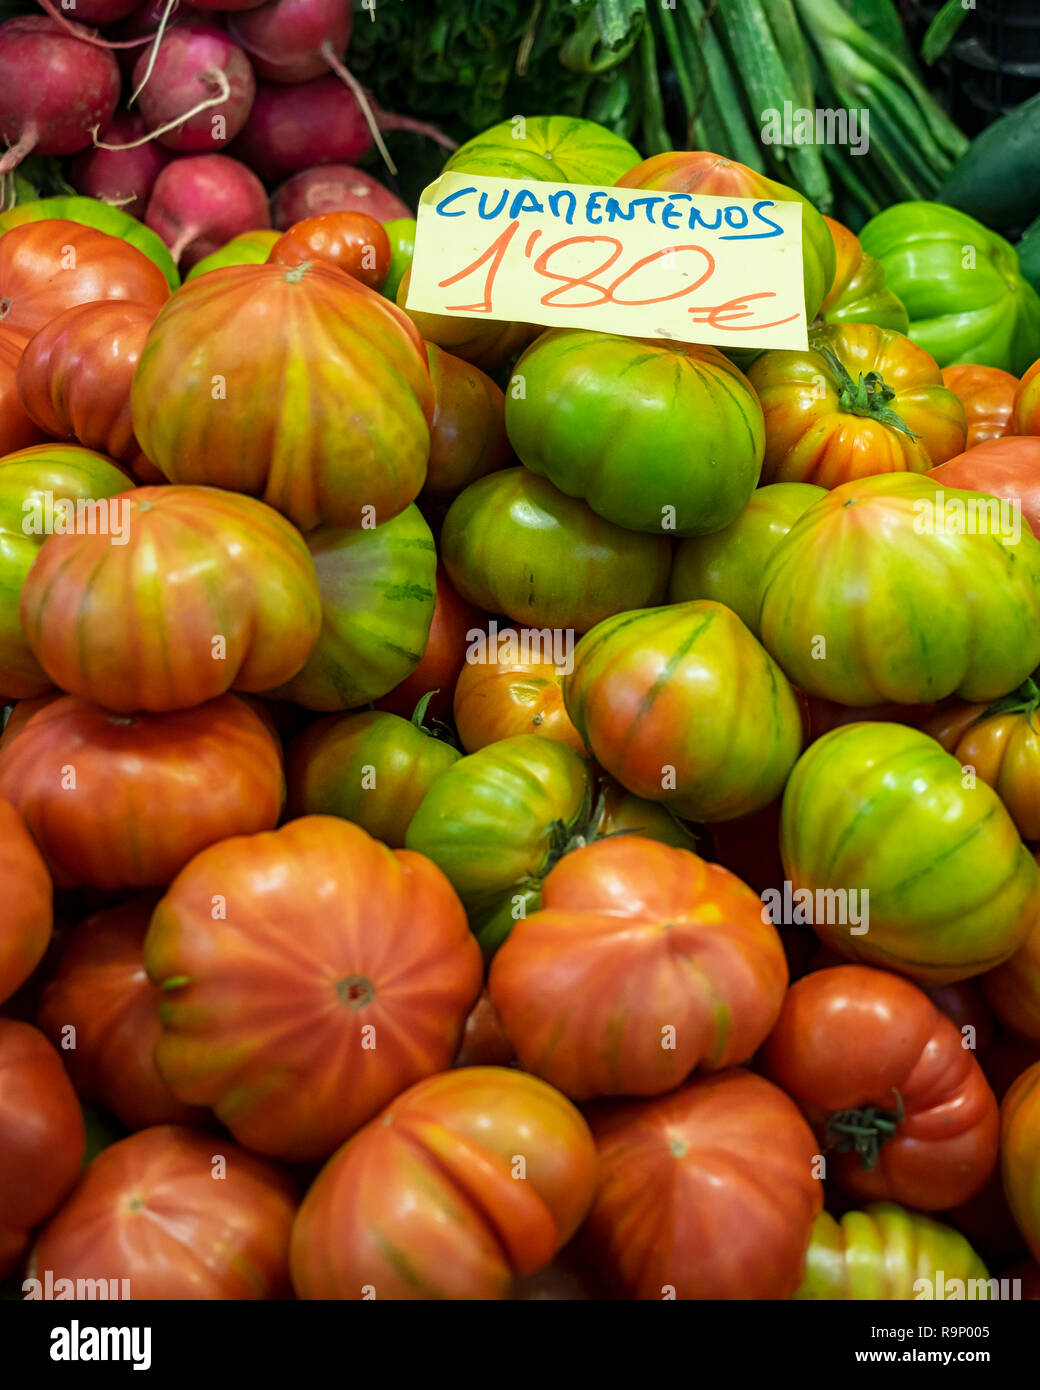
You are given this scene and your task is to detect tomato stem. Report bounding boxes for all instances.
[977,673,1040,732]
[814,344,920,440]
[825,1089,904,1169]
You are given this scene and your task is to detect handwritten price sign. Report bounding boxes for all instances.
[406,172,808,351]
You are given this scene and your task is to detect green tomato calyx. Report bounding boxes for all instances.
[825,1089,905,1170]
[817,345,920,440]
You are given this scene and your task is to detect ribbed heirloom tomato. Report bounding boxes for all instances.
[27,1127,297,1300]
[941,363,1018,448]
[286,700,460,849]
[405,734,594,953]
[289,1067,597,1300]
[760,474,1040,706]
[579,1069,823,1299]
[667,482,825,635]
[780,723,1039,982]
[0,330,45,453]
[441,468,671,632]
[20,486,322,712]
[0,797,51,1004]
[145,817,483,1161]
[267,504,436,711]
[0,694,286,890]
[37,898,208,1131]
[762,966,1000,1210]
[375,565,483,725]
[0,444,132,698]
[131,260,434,531]
[505,331,764,537]
[0,1020,85,1276]
[563,599,803,822]
[424,343,513,498]
[748,324,966,487]
[1002,1060,1040,1261]
[927,436,1040,539]
[818,217,909,332]
[0,219,170,339]
[488,837,788,1099]
[924,679,1040,839]
[16,300,161,477]
[793,1203,989,1300]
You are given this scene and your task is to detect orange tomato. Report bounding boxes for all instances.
[942,363,1018,448]
[454,636,586,756]
[290,1067,596,1299]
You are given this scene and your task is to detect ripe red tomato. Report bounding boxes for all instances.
[1002,1060,1040,1262]
[0,796,52,1004]
[424,343,513,498]
[0,1019,86,1276]
[0,219,169,339]
[927,435,1040,539]
[267,212,391,289]
[289,1067,597,1299]
[375,565,485,725]
[27,1126,297,1299]
[0,694,286,890]
[489,837,788,1099]
[16,300,160,476]
[762,965,1000,1210]
[579,1069,823,1299]
[145,816,483,1161]
[0,329,46,453]
[20,486,322,713]
[37,898,209,1131]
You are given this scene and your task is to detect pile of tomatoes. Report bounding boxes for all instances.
[2,139,1040,1303]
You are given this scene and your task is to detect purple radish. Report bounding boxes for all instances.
[128,22,256,152]
[0,16,120,172]
[190,0,267,9]
[111,1,203,77]
[229,74,371,181]
[228,0,352,84]
[271,164,411,229]
[36,0,144,21]
[146,153,270,269]
[67,112,171,218]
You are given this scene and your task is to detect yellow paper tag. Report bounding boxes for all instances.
[406,172,808,351]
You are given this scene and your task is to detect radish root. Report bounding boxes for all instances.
[129,0,180,107]
[93,68,231,149]
[32,0,172,49]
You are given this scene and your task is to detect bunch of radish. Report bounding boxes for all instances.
[0,0,441,268]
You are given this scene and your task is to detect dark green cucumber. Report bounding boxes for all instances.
[937,92,1040,234]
